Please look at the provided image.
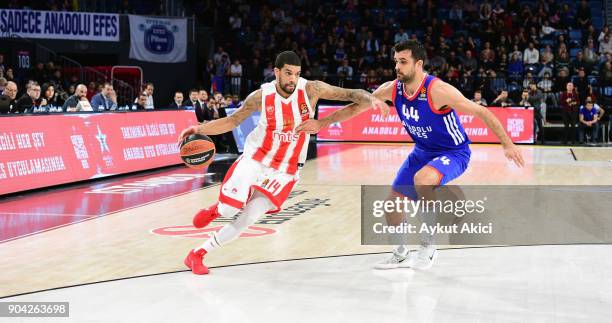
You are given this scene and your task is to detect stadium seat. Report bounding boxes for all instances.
[570,48,581,58]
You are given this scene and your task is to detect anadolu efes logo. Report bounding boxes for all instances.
[150,225,277,239]
[141,23,177,54]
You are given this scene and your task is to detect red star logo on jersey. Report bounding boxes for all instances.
[300,103,309,115]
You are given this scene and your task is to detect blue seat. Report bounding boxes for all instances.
[602,86,612,97]
[592,16,604,29]
[570,48,581,58]
[569,30,582,41]
[588,76,599,86]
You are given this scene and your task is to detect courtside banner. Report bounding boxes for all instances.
[0,9,119,41]
[317,106,534,143]
[0,111,197,195]
[128,15,187,63]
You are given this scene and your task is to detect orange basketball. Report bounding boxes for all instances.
[179,134,216,169]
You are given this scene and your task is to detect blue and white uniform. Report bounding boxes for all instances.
[391,74,471,198]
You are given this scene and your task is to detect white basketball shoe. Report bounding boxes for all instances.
[374,245,437,270]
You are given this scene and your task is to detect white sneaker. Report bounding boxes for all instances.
[374,245,415,270]
[410,245,438,270]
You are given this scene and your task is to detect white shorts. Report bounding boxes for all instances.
[218,156,299,214]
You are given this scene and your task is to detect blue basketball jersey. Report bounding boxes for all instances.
[392,75,470,152]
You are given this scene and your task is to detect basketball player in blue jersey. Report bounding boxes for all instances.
[297,40,524,270]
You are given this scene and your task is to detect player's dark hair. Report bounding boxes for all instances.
[189,88,198,94]
[275,51,301,69]
[394,40,428,64]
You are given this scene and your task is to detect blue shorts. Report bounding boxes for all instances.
[392,146,471,199]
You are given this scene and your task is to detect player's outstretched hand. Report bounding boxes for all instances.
[504,143,525,168]
[371,96,390,118]
[177,125,199,144]
[295,119,322,134]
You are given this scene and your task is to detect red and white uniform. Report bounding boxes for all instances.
[219,77,314,213]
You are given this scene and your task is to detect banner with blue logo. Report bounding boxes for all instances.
[128,15,187,63]
[0,9,119,41]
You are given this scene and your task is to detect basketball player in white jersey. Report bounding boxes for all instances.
[178,51,389,275]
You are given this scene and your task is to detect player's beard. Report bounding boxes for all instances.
[397,70,415,83]
[280,81,296,94]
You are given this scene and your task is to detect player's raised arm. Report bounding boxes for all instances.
[296,81,393,134]
[309,80,390,115]
[431,81,525,168]
[177,89,262,142]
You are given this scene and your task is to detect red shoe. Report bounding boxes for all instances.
[183,248,209,275]
[193,203,220,228]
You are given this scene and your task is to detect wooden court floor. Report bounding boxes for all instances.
[1,143,611,298]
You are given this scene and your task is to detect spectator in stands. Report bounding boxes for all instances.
[573,69,590,104]
[522,72,535,89]
[184,89,199,109]
[579,97,604,144]
[555,51,571,73]
[560,82,580,144]
[540,20,556,39]
[15,81,44,113]
[555,68,571,93]
[508,53,524,78]
[528,79,545,137]
[195,89,211,121]
[63,84,90,112]
[394,28,409,43]
[86,81,97,101]
[132,93,147,111]
[0,54,5,75]
[337,59,354,81]
[571,51,590,75]
[523,42,539,65]
[230,59,243,95]
[462,50,478,74]
[143,82,154,109]
[4,68,15,83]
[0,81,17,114]
[472,90,487,106]
[228,95,242,110]
[213,46,229,66]
[600,61,612,87]
[583,39,598,65]
[517,89,529,107]
[171,91,185,110]
[491,89,515,107]
[599,34,612,55]
[90,82,117,111]
[576,0,591,30]
[41,83,57,108]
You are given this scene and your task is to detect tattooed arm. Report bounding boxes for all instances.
[306,81,384,109]
[297,81,393,134]
[178,89,261,141]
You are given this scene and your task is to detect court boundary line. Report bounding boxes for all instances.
[570,148,578,161]
[1,243,610,300]
[0,183,221,245]
[0,212,95,217]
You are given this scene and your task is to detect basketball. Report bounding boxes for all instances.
[179,133,216,169]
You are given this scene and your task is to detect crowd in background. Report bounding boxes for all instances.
[2,0,611,144]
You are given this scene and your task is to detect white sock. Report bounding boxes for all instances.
[199,192,274,253]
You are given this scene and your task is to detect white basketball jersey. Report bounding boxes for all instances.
[243,77,315,175]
